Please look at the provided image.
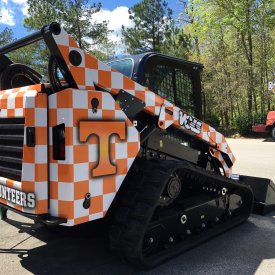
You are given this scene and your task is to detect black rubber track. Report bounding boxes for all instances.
[109,158,254,269]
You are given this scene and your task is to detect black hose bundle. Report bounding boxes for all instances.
[0,63,41,90]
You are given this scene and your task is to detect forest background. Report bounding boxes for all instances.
[0,0,274,135]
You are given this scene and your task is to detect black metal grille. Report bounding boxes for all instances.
[0,118,24,181]
[144,65,195,115]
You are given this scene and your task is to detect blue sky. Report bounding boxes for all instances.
[0,0,183,40]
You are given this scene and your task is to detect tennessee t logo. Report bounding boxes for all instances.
[79,121,126,177]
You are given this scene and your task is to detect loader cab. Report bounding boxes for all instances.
[108,53,203,120]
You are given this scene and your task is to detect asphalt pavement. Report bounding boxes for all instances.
[0,138,275,275]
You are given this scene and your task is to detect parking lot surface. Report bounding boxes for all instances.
[0,138,275,274]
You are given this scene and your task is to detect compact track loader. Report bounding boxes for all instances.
[0,23,274,268]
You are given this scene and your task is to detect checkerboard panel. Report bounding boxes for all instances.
[0,85,48,214]
[48,89,140,226]
[52,28,236,176]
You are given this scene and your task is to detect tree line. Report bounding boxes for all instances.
[0,0,274,135]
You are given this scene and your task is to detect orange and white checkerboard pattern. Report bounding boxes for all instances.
[48,88,139,225]
[0,84,48,214]
[53,27,235,177]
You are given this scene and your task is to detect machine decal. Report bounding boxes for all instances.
[79,121,127,177]
[0,183,35,208]
[179,110,202,134]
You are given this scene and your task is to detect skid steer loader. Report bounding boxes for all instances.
[0,23,274,268]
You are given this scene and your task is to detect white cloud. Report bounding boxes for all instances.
[1,0,8,5]
[0,7,15,26]
[11,0,27,4]
[21,3,28,16]
[92,6,133,43]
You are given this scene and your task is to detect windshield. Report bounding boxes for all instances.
[108,58,134,78]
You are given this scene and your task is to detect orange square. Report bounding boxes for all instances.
[70,67,86,85]
[85,54,98,69]
[116,159,128,175]
[102,110,115,119]
[74,216,89,225]
[89,195,103,214]
[103,176,116,194]
[58,164,74,182]
[65,126,74,146]
[123,77,135,90]
[21,181,35,192]
[35,94,47,108]
[110,143,115,161]
[6,179,15,188]
[15,95,23,108]
[74,180,89,200]
[58,200,74,219]
[73,109,88,127]
[49,109,57,127]
[25,108,35,126]
[49,145,57,163]
[74,145,88,163]
[69,36,79,48]
[7,109,15,117]
[98,71,111,88]
[87,92,102,110]
[59,45,70,64]
[35,164,48,181]
[50,181,58,200]
[35,199,48,214]
[23,146,35,163]
[57,90,73,108]
[127,142,139,158]
[35,127,47,145]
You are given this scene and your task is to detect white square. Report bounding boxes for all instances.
[73,127,82,146]
[22,163,35,181]
[111,72,123,89]
[35,145,47,163]
[49,199,58,217]
[115,143,127,159]
[89,178,103,196]
[127,126,139,142]
[88,144,98,162]
[114,110,125,120]
[88,109,102,119]
[50,163,58,182]
[0,109,7,117]
[102,93,115,110]
[115,175,125,191]
[57,109,73,127]
[73,91,88,109]
[58,182,74,201]
[49,94,57,108]
[89,212,103,221]
[74,163,89,182]
[103,193,115,211]
[145,91,155,106]
[7,97,15,109]
[74,199,89,218]
[53,28,69,46]
[35,108,47,126]
[24,94,35,108]
[69,47,84,67]
[85,68,98,86]
[15,108,23,117]
[98,60,111,71]
[35,182,48,200]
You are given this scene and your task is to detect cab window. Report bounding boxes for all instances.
[108,58,134,78]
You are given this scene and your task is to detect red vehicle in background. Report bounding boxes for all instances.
[252,111,275,141]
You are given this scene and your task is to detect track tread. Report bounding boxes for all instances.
[109,158,253,268]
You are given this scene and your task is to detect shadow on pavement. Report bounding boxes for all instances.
[2,213,275,275]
